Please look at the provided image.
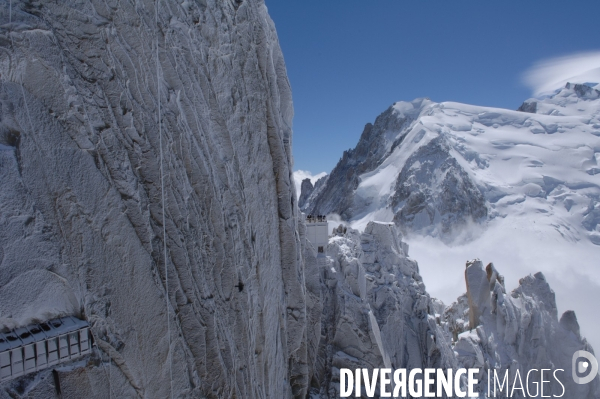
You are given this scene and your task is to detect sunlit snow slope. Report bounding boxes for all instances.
[302,82,600,350]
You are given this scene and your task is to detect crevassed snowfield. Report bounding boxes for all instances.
[351,85,599,238]
[303,84,600,350]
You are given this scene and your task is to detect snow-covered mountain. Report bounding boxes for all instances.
[302,83,600,245]
[2,0,599,397]
[301,82,600,353]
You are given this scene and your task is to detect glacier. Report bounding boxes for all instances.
[301,83,600,359]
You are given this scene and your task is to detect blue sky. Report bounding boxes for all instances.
[265,1,600,174]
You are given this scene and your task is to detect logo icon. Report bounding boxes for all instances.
[572,350,598,384]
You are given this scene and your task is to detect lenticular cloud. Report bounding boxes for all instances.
[523,51,600,96]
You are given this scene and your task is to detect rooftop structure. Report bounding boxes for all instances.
[305,214,329,255]
[0,316,91,382]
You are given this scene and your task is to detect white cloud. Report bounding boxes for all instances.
[523,51,600,96]
[293,170,327,200]
[406,216,600,354]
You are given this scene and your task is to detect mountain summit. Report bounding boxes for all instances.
[301,83,600,246]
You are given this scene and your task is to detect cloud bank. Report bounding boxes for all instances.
[407,215,600,355]
[523,51,600,96]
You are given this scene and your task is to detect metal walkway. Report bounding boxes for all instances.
[0,316,91,382]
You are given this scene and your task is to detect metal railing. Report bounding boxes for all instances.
[306,214,327,223]
[0,316,91,382]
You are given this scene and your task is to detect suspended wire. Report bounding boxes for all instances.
[9,0,12,46]
[19,75,33,133]
[12,0,173,395]
[155,1,174,398]
[109,353,112,398]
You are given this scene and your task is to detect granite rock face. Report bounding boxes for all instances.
[308,223,599,398]
[311,222,457,398]
[442,262,600,398]
[298,178,314,209]
[0,1,319,398]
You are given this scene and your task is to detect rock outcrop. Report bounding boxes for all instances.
[517,100,537,113]
[299,178,314,209]
[310,224,599,398]
[442,261,600,398]
[311,222,457,398]
[464,259,492,329]
[390,136,487,239]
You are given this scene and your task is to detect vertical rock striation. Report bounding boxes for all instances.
[0,1,319,397]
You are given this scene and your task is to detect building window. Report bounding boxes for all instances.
[318,246,324,253]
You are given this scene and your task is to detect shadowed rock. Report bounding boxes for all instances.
[298,178,314,208]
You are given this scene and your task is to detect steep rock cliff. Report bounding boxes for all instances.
[0,1,319,398]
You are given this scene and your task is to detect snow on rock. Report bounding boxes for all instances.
[311,222,457,397]
[0,270,80,331]
[390,135,487,239]
[303,83,600,247]
[310,223,599,398]
[442,261,600,398]
[0,1,319,397]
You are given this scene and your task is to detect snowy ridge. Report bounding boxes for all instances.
[322,84,598,242]
[304,83,600,244]
[302,82,600,353]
